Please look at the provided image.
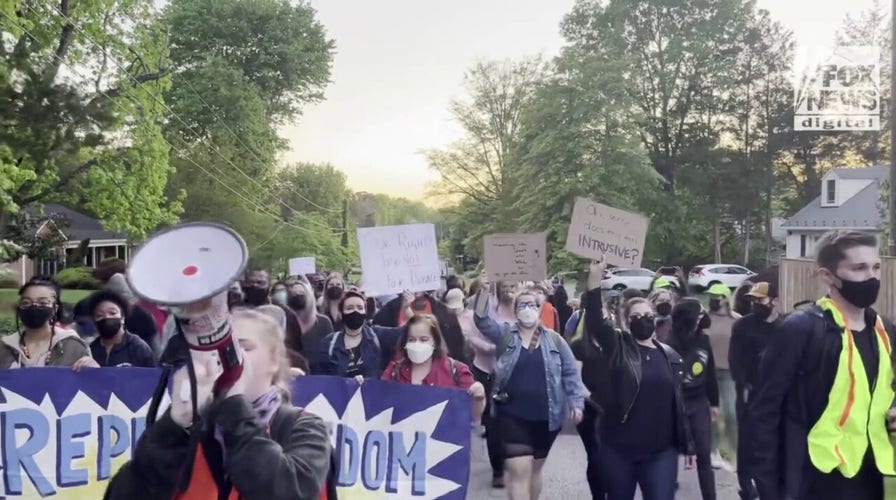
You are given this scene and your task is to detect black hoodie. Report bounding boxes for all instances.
[667,299,720,406]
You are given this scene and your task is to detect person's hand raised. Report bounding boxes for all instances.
[170,354,218,428]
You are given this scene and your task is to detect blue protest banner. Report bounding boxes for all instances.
[0,367,163,499]
[292,376,472,500]
[0,369,472,499]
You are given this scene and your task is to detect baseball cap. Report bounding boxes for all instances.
[444,288,465,310]
[746,282,777,299]
[706,283,731,298]
[653,277,674,289]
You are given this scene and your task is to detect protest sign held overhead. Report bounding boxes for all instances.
[483,233,548,282]
[357,223,442,295]
[288,256,316,277]
[565,197,649,267]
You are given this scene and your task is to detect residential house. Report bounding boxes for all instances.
[781,165,887,259]
[3,204,130,285]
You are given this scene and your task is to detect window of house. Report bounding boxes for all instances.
[800,234,807,257]
[826,179,836,204]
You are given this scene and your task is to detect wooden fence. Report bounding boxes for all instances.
[779,257,896,319]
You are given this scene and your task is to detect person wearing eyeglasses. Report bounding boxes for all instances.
[471,275,584,500]
[1,276,89,369]
[583,259,694,500]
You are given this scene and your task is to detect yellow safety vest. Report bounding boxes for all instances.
[806,297,895,477]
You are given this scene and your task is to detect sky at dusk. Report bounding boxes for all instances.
[281,0,881,199]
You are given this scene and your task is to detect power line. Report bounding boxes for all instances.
[1,9,344,239]
[36,3,341,231]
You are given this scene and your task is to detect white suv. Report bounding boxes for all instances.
[687,264,755,292]
[601,268,680,292]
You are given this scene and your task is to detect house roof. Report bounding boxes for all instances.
[27,203,127,242]
[829,165,889,180]
[783,166,888,230]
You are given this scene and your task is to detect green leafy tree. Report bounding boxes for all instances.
[163,0,335,253]
[0,0,180,239]
[426,58,548,232]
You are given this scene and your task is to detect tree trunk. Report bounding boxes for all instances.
[742,215,751,265]
[713,215,722,263]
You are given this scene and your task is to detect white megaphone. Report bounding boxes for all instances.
[127,222,248,395]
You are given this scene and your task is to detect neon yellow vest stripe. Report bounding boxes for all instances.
[806,297,895,477]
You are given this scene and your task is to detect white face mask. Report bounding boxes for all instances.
[406,342,435,364]
[272,291,287,305]
[516,308,539,327]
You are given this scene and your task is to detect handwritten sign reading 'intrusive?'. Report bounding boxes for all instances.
[565,197,649,267]
[357,223,442,296]
[483,233,548,282]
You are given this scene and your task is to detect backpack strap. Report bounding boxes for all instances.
[328,334,339,358]
[448,358,460,387]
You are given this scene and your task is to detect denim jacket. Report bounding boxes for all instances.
[474,313,585,431]
[317,325,402,378]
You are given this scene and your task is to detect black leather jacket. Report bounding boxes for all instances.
[583,289,695,455]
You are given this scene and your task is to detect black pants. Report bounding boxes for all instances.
[576,403,604,498]
[682,398,716,500]
[473,366,503,478]
[735,391,758,499]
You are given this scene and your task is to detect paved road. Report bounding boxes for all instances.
[468,426,740,499]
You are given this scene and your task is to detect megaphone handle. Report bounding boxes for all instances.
[213,339,244,397]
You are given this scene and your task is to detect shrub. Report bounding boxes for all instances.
[56,267,101,290]
[93,257,127,282]
[0,314,16,335]
[0,268,17,288]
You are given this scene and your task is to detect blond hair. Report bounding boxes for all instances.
[231,309,291,402]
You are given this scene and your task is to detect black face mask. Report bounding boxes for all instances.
[629,316,656,341]
[96,318,123,338]
[752,302,772,320]
[698,314,711,330]
[326,286,344,301]
[19,305,54,329]
[287,294,308,311]
[242,286,269,306]
[343,311,366,330]
[656,302,672,317]
[836,276,880,309]
[709,298,722,313]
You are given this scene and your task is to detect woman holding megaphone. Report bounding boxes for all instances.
[104,309,333,500]
[105,222,333,500]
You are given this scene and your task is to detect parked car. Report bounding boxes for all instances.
[688,264,755,292]
[601,268,680,292]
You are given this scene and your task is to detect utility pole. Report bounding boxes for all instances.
[890,4,896,256]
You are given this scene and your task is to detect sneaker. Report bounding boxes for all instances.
[711,450,723,469]
[492,476,505,489]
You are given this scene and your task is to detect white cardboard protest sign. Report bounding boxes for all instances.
[288,257,316,277]
[357,223,442,295]
[565,197,649,268]
[483,233,548,282]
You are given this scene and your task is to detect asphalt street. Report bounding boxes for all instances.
[467,425,740,499]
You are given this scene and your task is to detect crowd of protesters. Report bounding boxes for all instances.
[3,228,896,500]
